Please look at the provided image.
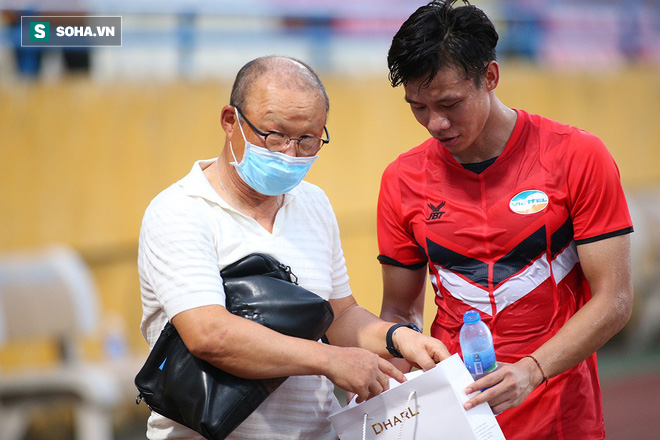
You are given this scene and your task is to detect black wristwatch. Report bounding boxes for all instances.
[386,323,422,358]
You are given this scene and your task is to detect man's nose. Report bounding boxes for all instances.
[428,111,451,132]
[279,140,299,157]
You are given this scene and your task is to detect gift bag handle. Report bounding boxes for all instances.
[361,389,418,440]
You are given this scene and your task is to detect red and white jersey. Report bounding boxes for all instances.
[377,110,633,440]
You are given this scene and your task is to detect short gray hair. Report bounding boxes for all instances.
[229,56,329,116]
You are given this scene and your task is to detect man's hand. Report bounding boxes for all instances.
[324,346,406,403]
[463,357,542,414]
[392,327,451,370]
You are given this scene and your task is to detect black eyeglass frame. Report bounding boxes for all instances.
[234,106,330,157]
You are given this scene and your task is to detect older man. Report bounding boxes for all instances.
[138,55,449,439]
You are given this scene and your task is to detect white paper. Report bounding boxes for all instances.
[330,354,505,440]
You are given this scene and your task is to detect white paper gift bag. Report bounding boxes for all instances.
[329,354,505,440]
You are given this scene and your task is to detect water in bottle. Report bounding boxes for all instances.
[460,310,497,380]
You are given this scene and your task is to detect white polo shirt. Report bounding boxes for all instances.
[138,159,351,439]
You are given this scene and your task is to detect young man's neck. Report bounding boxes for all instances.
[454,99,517,164]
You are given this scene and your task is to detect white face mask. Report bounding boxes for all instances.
[229,108,318,196]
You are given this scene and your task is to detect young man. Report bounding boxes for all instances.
[377,2,633,439]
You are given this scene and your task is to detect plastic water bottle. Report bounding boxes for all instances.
[460,310,497,380]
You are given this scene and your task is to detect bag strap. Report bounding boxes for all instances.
[361,389,417,440]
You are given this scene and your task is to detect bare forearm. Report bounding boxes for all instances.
[173,306,334,379]
[327,297,450,372]
[464,285,633,412]
[465,235,634,414]
[173,305,410,404]
[379,265,427,329]
[531,237,633,380]
[380,301,424,330]
[327,303,393,357]
[527,290,632,380]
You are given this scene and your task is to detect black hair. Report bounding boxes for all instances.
[388,0,498,88]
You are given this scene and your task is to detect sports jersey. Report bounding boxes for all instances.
[377,110,633,440]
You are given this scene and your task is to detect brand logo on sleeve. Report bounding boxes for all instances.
[509,190,548,215]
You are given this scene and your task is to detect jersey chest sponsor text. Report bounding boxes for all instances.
[509,190,549,215]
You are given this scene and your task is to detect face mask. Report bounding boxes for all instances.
[229,109,318,196]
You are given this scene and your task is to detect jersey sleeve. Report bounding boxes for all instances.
[565,130,633,244]
[377,160,428,268]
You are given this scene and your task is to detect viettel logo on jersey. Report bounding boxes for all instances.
[509,190,548,215]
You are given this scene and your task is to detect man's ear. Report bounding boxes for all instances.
[483,61,500,91]
[220,105,238,136]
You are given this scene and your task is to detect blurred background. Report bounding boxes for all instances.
[0,0,659,438]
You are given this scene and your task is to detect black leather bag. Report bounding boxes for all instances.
[134,253,335,440]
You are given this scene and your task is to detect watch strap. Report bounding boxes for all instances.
[386,323,421,358]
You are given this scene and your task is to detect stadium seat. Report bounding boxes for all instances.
[0,246,123,440]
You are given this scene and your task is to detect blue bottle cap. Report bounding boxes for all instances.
[463,310,481,324]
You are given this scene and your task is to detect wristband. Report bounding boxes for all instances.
[525,354,549,387]
[386,323,421,358]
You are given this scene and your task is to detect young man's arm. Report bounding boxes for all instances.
[378,264,429,372]
[380,265,428,328]
[464,234,633,413]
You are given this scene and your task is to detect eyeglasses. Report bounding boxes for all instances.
[234,106,330,157]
